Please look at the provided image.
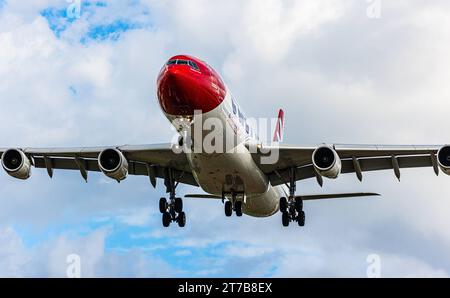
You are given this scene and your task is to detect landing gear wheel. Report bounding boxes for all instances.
[162,212,171,227]
[159,198,167,214]
[174,197,183,213]
[297,211,305,227]
[235,201,243,217]
[282,211,290,227]
[295,198,303,213]
[160,169,188,228]
[178,212,186,227]
[280,197,288,213]
[224,201,233,217]
[178,136,184,147]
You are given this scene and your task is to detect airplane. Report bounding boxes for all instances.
[1,54,450,228]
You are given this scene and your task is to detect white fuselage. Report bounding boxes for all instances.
[165,88,285,217]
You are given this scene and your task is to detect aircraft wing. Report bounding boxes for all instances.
[0,144,198,186]
[251,144,443,186]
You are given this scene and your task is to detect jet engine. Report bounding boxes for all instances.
[437,145,450,175]
[1,149,32,180]
[312,146,342,179]
[98,148,128,181]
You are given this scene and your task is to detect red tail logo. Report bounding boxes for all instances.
[273,109,285,143]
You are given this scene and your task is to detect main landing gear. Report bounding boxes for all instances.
[280,167,306,227]
[224,192,244,217]
[159,169,186,228]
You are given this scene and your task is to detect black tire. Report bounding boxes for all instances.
[224,201,233,217]
[159,198,167,214]
[174,197,183,213]
[282,211,290,227]
[178,212,186,227]
[162,212,171,227]
[235,201,243,217]
[297,211,305,227]
[280,197,288,213]
[295,198,303,212]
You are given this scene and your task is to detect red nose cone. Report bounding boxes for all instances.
[157,56,226,116]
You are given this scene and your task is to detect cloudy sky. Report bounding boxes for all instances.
[1,0,450,277]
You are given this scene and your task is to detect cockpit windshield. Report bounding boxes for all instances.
[167,59,200,71]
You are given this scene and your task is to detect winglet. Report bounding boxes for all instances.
[273,109,285,143]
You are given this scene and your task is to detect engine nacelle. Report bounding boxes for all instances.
[312,146,342,179]
[1,149,32,180]
[98,148,128,181]
[437,146,450,175]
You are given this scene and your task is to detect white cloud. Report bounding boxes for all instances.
[223,244,275,258]
[174,249,191,257]
[380,254,449,278]
[0,225,176,277]
[0,226,29,277]
[116,206,154,227]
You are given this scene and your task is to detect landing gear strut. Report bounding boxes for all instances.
[280,167,305,227]
[159,169,186,227]
[223,192,244,217]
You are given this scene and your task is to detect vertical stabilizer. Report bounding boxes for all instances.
[273,109,285,143]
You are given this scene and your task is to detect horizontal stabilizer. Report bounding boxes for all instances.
[185,194,223,199]
[297,192,380,201]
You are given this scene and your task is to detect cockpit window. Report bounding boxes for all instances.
[188,61,200,71]
[167,59,200,71]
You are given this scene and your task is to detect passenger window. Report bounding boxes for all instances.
[232,100,237,115]
[238,110,245,125]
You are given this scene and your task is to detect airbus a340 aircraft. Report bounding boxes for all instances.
[1,55,450,228]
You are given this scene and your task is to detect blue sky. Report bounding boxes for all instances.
[40,1,151,41]
[2,0,450,277]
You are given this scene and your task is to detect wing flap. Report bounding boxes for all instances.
[129,162,198,186]
[268,154,435,186]
[342,155,433,173]
[34,157,101,172]
[32,156,198,186]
